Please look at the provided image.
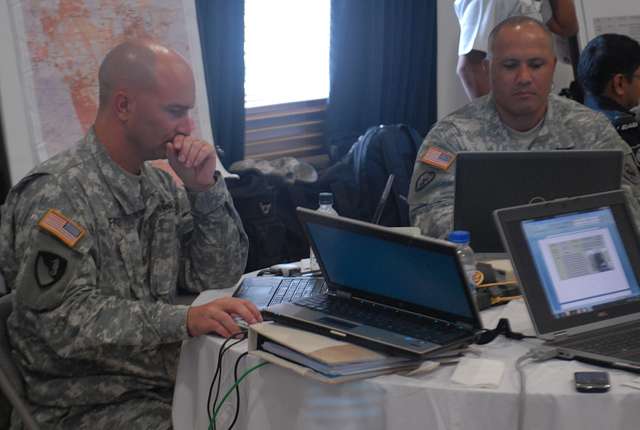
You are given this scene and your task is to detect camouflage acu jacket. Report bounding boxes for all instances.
[0,129,248,412]
[408,94,640,238]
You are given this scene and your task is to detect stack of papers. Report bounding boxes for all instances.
[249,322,424,382]
[262,340,418,377]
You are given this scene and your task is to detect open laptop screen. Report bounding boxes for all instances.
[521,207,640,319]
[494,190,640,335]
[305,220,477,324]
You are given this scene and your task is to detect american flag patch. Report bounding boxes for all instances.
[37,209,85,248]
[420,146,455,170]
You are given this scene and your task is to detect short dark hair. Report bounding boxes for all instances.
[578,33,640,96]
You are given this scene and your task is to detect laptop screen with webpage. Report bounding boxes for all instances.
[303,215,479,327]
[521,207,640,319]
[494,190,640,336]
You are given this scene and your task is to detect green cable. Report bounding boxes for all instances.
[208,361,269,430]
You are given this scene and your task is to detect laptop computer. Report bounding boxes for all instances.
[454,150,623,255]
[263,208,483,357]
[233,276,327,310]
[494,190,640,372]
[234,178,396,310]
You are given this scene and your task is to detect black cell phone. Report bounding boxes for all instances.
[574,371,611,393]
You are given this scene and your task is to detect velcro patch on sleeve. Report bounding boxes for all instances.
[37,209,86,248]
[420,146,455,171]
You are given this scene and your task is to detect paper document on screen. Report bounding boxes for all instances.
[539,227,632,308]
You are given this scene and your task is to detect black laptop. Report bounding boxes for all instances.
[495,190,640,372]
[264,208,483,357]
[234,177,397,309]
[233,276,327,310]
[454,150,623,254]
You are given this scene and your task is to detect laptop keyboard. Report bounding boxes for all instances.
[295,295,467,344]
[555,323,640,359]
[268,277,327,306]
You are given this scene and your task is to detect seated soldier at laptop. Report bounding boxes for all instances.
[408,16,640,239]
[578,34,640,161]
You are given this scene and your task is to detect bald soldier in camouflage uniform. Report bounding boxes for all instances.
[409,17,640,239]
[0,41,261,429]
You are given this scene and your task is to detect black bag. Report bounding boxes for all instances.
[226,173,286,272]
[226,172,316,273]
[318,124,422,226]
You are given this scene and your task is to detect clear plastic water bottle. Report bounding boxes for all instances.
[447,230,478,300]
[309,192,338,271]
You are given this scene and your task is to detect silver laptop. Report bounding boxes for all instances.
[264,208,483,357]
[495,190,640,372]
[455,150,623,256]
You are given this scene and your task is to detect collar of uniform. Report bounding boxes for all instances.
[486,94,553,148]
[485,95,516,143]
[139,163,177,221]
[534,98,553,145]
[85,129,146,216]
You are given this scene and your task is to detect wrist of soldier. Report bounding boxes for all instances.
[186,181,214,193]
[186,307,195,337]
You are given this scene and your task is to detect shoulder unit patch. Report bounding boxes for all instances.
[35,251,68,288]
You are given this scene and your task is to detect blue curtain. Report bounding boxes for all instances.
[328,0,437,160]
[0,113,9,203]
[196,0,245,166]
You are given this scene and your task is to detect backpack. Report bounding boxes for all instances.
[226,173,287,272]
[226,169,317,273]
[319,124,422,226]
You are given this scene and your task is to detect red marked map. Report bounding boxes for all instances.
[8,0,209,165]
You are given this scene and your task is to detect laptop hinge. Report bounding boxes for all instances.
[335,290,351,299]
[456,322,473,331]
[551,330,568,340]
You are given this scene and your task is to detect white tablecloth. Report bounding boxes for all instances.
[173,290,640,430]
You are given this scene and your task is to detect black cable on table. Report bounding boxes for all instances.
[227,351,249,430]
[206,332,248,429]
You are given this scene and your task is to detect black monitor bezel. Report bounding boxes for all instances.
[454,150,624,253]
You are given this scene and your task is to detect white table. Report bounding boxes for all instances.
[173,290,640,430]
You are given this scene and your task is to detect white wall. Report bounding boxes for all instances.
[1,0,37,184]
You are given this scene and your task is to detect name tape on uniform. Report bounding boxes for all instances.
[38,209,86,248]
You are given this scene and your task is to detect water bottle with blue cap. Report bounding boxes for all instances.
[447,230,478,301]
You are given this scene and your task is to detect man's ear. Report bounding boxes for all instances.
[611,73,628,97]
[114,90,133,121]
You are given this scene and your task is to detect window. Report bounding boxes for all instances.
[244,0,330,108]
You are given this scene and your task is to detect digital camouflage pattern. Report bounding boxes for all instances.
[408,94,640,239]
[0,129,248,429]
